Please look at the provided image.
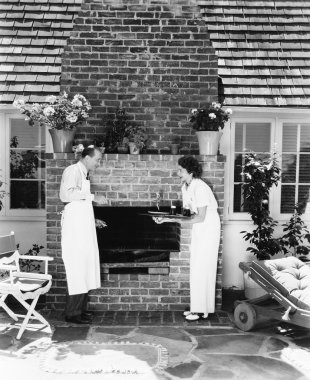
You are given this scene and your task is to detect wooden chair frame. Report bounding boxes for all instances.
[0,232,53,339]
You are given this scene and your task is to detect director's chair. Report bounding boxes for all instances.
[0,231,53,339]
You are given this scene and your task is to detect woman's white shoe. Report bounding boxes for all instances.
[185,313,200,321]
[183,311,191,317]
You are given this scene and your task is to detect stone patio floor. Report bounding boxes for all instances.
[1,310,310,380]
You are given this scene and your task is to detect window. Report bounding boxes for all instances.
[281,123,310,214]
[233,122,272,213]
[229,113,310,220]
[1,114,46,218]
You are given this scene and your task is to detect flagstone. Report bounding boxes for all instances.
[52,326,89,342]
[198,354,305,380]
[195,334,270,355]
[137,326,192,342]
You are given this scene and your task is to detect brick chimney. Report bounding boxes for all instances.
[60,0,218,150]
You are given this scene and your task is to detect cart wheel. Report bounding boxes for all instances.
[234,303,257,331]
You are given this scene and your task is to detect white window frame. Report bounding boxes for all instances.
[222,107,310,223]
[0,107,51,221]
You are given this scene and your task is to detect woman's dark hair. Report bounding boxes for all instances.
[178,156,202,178]
[81,146,100,158]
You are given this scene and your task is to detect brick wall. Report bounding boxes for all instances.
[45,153,225,312]
[60,0,218,150]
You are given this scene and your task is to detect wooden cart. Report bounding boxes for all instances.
[234,260,310,332]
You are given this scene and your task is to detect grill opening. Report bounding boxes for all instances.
[94,206,179,264]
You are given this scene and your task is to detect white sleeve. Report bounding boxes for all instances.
[59,165,94,202]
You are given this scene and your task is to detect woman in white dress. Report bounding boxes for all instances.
[154,156,220,321]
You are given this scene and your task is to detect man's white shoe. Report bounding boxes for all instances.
[185,313,200,321]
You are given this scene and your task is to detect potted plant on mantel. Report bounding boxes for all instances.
[240,151,282,298]
[13,92,92,153]
[104,108,130,153]
[189,102,232,155]
[125,125,148,154]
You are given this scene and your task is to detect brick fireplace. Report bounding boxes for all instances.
[45,153,225,312]
[45,0,223,313]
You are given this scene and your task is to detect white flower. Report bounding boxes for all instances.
[46,95,57,104]
[72,144,84,153]
[71,98,83,107]
[13,99,25,108]
[43,106,55,116]
[191,108,198,114]
[66,113,78,123]
[209,113,216,119]
[225,108,232,115]
[32,103,41,112]
[214,103,221,109]
[74,94,86,102]
[14,91,91,130]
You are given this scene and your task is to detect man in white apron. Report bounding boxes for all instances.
[60,146,107,324]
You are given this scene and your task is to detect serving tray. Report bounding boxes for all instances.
[139,212,190,219]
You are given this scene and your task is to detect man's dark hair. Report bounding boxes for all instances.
[81,146,100,158]
[178,156,202,178]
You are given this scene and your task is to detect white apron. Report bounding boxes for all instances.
[183,179,221,314]
[61,165,100,295]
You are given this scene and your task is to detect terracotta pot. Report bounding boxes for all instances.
[243,271,267,299]
[128,142,140,154]
[49,129,75,153]
[117,146,128,153]
[170,144,179,155]
[196,131,222,155]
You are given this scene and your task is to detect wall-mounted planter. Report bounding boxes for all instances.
[196,131,222,155]
[49,129,75,153]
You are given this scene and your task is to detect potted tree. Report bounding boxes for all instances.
[189,102,232,155]
[104,108,131,153]
[125,125,147,154]
[240,151,282,298]
[279,203,310,260]
[0,174,6,211]
[13,92,92,153]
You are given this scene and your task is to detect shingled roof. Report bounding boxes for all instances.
[199,0,310,107]
[0,0,81,104]
[1,0,310,107]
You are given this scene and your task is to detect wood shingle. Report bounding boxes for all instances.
[1,0,309,107]
[0,0,81,103]
[200,0,310,107]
